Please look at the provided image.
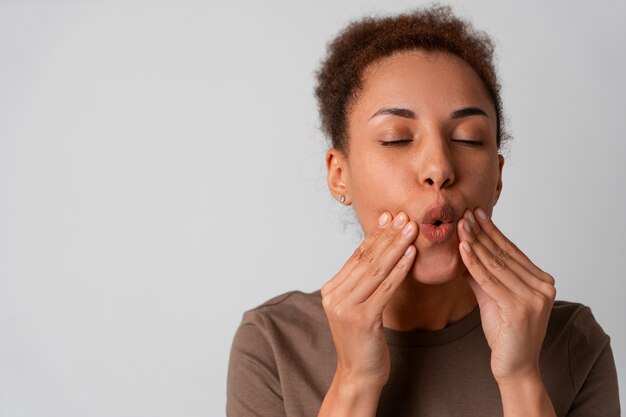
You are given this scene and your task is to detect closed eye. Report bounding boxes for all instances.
[451,139,483,146]
[379,139,413,147]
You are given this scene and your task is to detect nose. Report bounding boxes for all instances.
[417,134,455,190]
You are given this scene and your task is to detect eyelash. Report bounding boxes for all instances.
[451,139,483,146]
[379,139,483,147]
[380,139,412,147]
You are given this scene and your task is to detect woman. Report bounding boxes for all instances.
[227,6,620,417]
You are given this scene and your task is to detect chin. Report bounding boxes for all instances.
[408,245,465,285]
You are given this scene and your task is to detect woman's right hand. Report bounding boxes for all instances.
[320,211,418,390]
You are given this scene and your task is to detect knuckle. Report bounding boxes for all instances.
[542,272,556,286]
[351,245,366,262]
[480,271,500,286]
[322,298,333,315]
[361,248,375,264]
[496,247,511,261]
[505,239,520,253]
[367,262,383,278]
[333,303,346,319]
[321,295,334,310]
[542,283,557,301]
[489,255,507,270]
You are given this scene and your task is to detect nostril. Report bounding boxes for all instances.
[426,178,434,185]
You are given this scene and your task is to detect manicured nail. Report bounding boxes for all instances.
[393,213,406,228]
[378,212,390,227]
[462,241,472,252]
[476,208,488,220]
[463,219,471,232]
[467,211,476,224]
[404,245,415,257]
[402,222,414,236]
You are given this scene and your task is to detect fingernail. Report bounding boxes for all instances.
[402,222,414,236]
[378,212,390,227]
[393,213,406,228]
[462,241,471,252]
[476,208,488,220]
[404,245,415,257]
[467,211,476,224]
[463,219,471,232]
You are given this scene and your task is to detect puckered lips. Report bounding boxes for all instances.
[420,204,458,244]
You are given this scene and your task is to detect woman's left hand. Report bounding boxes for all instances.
[457,207,557,384]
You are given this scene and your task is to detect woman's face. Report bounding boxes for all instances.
[327,50,504,285]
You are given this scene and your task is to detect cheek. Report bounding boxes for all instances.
[350,160,408,231]
[464,160,500,203]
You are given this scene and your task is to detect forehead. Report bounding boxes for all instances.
[354,50,495,120]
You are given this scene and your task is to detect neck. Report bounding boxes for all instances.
[382,273,477,331]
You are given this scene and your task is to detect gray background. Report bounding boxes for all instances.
[1,0,624,416]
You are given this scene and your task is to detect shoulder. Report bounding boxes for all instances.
[244,289,323,316]
[242,289,323,320]
[228,290,336,416]
[230,289,324,357]
[547,300,609,344]
[544,300,612,389]
[238,289,327,340]
[231,289,333,369]
[228,291,324,416]
[545,300,610,350]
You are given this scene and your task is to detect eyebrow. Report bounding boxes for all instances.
[369,107,416,120]
[450,106,489,119]
[369,106,489,121]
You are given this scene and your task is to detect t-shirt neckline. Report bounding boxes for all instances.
[383,305,482,346]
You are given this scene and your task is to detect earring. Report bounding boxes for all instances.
[339,195,346,204]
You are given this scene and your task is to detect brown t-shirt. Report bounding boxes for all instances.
[227,290,620,416]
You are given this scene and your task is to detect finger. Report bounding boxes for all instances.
[345,219,418,304]
[458,218,532,298]
[366,244,416,310]
[336,212,413,297]
[462,268,491,307]
[472,207,554,285]
[324,212,414,300]
[459,216,552,296]
[322,211,393,296]
[465,209,556,297]
[458,237,515,308]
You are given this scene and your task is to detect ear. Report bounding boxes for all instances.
[326,148,350,204]
[494,154,504,205]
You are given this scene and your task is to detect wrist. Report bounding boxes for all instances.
[317,371,383,417]
[497,372,556,417]
[333,369,386,396]
[495,365,542,388]
[334,362,388,392]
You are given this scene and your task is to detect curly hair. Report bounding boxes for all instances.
[315,5,508,153]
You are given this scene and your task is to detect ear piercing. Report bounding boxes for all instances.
[339,195,346,204]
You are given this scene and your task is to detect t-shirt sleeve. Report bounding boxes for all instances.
[227,311,287,417]
[566,307,621,416]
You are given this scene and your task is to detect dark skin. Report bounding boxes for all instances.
[320,50,557,417]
